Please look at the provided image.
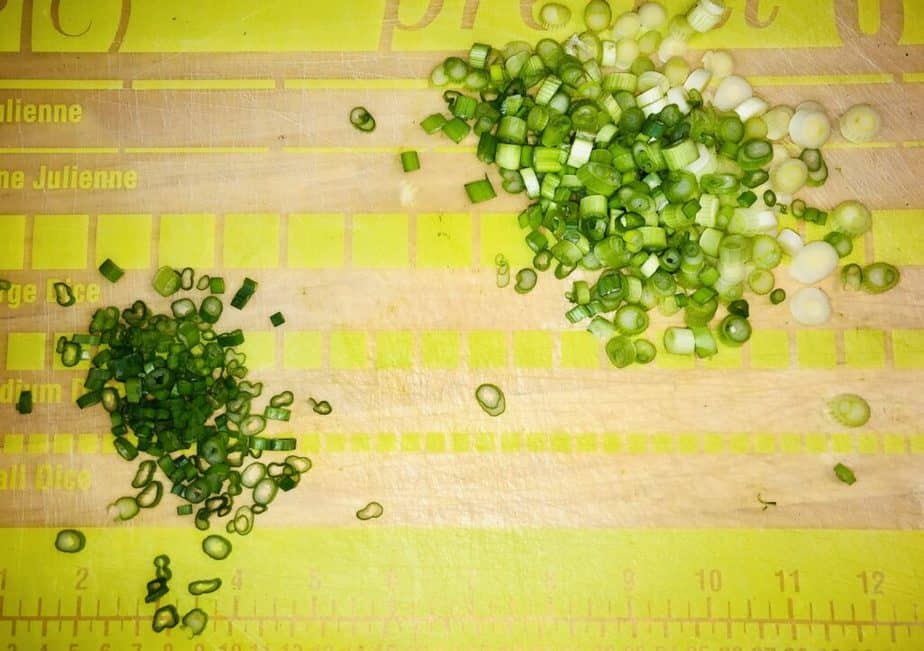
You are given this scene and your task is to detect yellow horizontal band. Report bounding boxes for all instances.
[0,79,123,90]
[902,72,924,83]
[748,73,894,86]
[0,147,119,154]
[283,146,403,154]
[826,141,897,150]
[132,79,276,90]
[284,78,428,90]
[123,146,270,154]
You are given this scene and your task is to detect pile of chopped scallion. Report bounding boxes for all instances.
[60,264,314,535]
[418,0,899,366]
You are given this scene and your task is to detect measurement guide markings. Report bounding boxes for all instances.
[726,601,733,639]
[853,602,863,641]
[0,79,124,90]
[788,598,797,639]
[132,79,275,90]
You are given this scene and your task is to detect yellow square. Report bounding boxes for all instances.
[0,215,26,269]
[627,433,648,454]
[699,345,742,369]
[805,433,827,452]
[884,434,906,454]
[749,330,790,369]
[3,434,23,454]
[474,432,495,452]
[77,433,99,454]
[796,330,836,369]
[158,214,215,268]
[832,433,854,453]
[857,433,879,454]
[806,222,865,265]
[452,432,472,452]
[755,434,777,453]
[325,433,346,453]
[421,331,460,369]
[53,433,74,454]
[780,433,802,453]
[375,433,397,453]
[283,331,322,369]
[6,332,45,370]
[677,433,700,454]
[602,433,623,453]
[560,331,600,369]
[300,433,321,453]
[32,214,88,269]
[910,434,924,454]
[468,331,506,369]
[513,331,553,368]
[400,433,422,452]
[352,214,409,268]
[224,213,280,269]
[240,332,275,371]
[500,432,522,452]
[656,332,695,369]
[479,213,532,268]
[349,433,371,452]
[96,214,152,269]
[844,329,885,368]
[425,432,446,452]
[574,433,597,452]
[526,432,548,452]
[652,433,674,453]
[376,331,414,369]
[550,432,571,453]
[872,210,924,264]
[288,214,345,268]
[26,434,49,454]
[703,433,725,453]
[728,433,751,453]
[416,213,472,268]
[329,331,368,369]
[892,330,924,369]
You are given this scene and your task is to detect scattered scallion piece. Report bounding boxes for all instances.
[309,398,332,415]
[0,279,10,291]
[202,535,232,560]
[189,578,222,595]
[757,494,777,511]
[465,176,496,203]
[839,104,881,144]
[356,501,384,521]
[152,266,182,297]
[54,282,76,307]
[514,268,538,294]
[15,390,32,414]
[770,288,786,305]
[861,262,900,294]
[495,253,511,288]
[152,605,179,632]
[180,267,195,291]
[539,2,571,28]
[475,383,506,416]
[230,277,258,309]
[834,462,857,486]
[196,274,210,291]
[400,150,421,172]
[108,496,140,521]
[98,258,125,283]
[841,263,862,291]
[54,529,86,553]
[209,276,225,294]
[270,311,286,327]
[349,106,376,132]
[181,608,209,637]
[826,393,871,428]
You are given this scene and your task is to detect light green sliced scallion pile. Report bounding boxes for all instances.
[420,0,900,366]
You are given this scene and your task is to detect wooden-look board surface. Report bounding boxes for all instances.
[0,1,922,649]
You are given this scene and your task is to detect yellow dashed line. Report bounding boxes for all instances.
[826,141,897,150]
[123,147,270,154]
[0,147,119,154]
[282,146,403,154]
[283,79,428,90]
[0,79,123,90]
[747,73,894,86]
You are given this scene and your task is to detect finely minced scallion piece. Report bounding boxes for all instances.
[356,501,384,521]
[202,535,232,560]
[152,605,179,632]
[181,608,209,637]
[475,383,506,416]
[834,462,857,486]
[54,529,86,553]
[349,106,376,132]
[827,393,871,428]
[54,282,76,307]
[495,253,511,288]
[309,397,333,415]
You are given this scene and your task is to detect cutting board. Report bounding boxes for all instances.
[0,1,922,648]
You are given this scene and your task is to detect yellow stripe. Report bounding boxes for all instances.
[903,72,924,83]
[747,73,894,86]
[826,141,897,150]
[132,79,276,90]
[123,146,269,154]
[283,145,402,154]
[284,78,428,90]
[0,147,118,154]
[0,79,123,90]
[902,140,924,148]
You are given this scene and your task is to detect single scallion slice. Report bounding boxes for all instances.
[152,605,179,632]
[202,534,232,560]
[108,496,140,521]
[54,282,76,307]
[834,462,857,486]
[465,176,496,203]
[475,383,506,416]
[309,398,332,415]
[269,311,286,327]
[54,529,86,553]
[131,460,157,489]
[841,263,863,291]
[349,106,376,132]
[400,150,421,172]
[861,263,900,294]
[181,608,209,637]
[826,393,871,428]
[15,390,32,414]
[356,501,384,521]
[98,258,125,283]
[605,335,636,367]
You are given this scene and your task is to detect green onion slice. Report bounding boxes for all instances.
[181,608,209,637]
[475,383,506,416]
[152,605,179,632]
[349,106,376,132]
[98,258,125,283]
[54,282,76,307]
[201,534,232,560]
[834,462,857,486]
[826,393,871,428]
[188,578,222,596]
[356,501,384,521]
[54,529,86,553]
